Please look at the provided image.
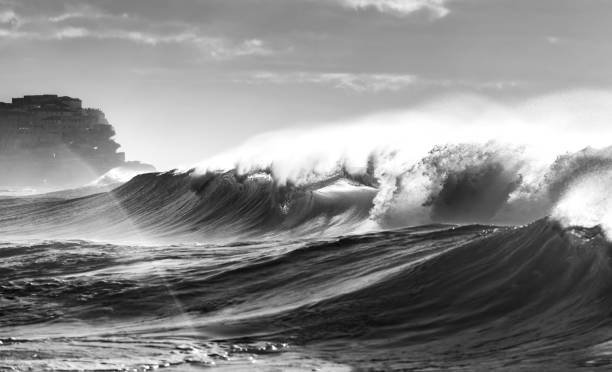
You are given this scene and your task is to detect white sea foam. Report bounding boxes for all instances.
[552,169,612,238]
[191,90,612,232]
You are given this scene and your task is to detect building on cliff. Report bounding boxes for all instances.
[0,94,137,190]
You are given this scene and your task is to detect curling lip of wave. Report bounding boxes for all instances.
[185,91,612,235]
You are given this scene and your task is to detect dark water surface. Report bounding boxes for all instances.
[2,219,612,371]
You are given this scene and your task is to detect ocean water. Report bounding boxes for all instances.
[2,147,612,371]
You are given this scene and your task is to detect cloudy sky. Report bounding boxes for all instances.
[0,0,610,169]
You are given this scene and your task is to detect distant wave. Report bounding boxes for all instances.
[0,170,376,242]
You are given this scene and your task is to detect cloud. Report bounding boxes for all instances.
[208,38,274,59]
[0,5,274,60]
[236,71,524,93]
[48,11,129,23]
[0,28,25,39]
[3,26,272,58]
[54,26,89,39]
[50,27,195,45]
[237,71,418,92]
[434,78,523,90]
[0,9,19,27]
[337,0,452,18]
[51,29,271,58]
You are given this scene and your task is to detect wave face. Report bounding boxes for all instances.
[2,219,612,370]
[0,170,378,242]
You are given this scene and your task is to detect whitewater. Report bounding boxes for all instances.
[3,91,612,371]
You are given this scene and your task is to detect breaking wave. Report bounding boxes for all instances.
[1,143,612,243]
[3,91,612,241]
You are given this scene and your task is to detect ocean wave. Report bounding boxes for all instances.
[2,143,612,242]
[3,218,611,370]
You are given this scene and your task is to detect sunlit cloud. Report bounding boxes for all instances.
[237,71,418,92]
[0,28,24,38]
[434,78,524,90]
[48,11,129,23]
[47,4,130,23]
[53,29,272,58]
[337,0,452,18]
[54,26,89,39]
[0,5,275,60]
[0,9,19,27]
[236,71,523,93]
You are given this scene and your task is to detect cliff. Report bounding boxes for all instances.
[0,95,139,189]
